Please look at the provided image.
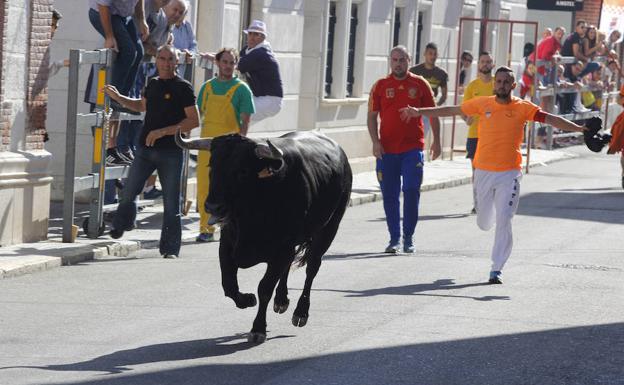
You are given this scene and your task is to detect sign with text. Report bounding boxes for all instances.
[527,0,583,11]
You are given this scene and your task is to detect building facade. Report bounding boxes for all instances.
[0,0,53,245]
[23,0,593,247]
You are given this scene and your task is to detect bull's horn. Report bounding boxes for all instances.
[267,140,283,159]
[175,129,212,150]
[255,140,283,160]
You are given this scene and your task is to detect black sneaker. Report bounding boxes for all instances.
[118,149,134,163]
[488,271,503,284]
[384,241,400,254]
[109,227,124,239]
[106,148,131,166]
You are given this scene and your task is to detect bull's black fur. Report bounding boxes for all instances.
[205,131,352,342]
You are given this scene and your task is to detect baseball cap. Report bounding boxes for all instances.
[244,20,267,37]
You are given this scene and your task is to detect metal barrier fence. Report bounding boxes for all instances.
[535,55,616,150]
[62,48,213,242]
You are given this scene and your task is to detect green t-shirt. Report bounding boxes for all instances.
[197,77,255,128]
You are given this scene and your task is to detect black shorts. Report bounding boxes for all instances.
[466,138,478,159]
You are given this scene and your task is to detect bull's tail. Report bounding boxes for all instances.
[294,178,352,267]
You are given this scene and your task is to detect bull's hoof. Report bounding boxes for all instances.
[273,298,290,314]
[235,293,257,309]
[247,331,266,344]
[292,314,308,327]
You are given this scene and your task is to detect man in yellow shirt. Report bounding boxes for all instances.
[399,66,587,284]
[462,51,494,213]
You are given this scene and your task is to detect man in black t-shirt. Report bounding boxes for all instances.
[409,42,448,106]
[102,44,200,258]
[561,20,589,78]
[408,42,448,140]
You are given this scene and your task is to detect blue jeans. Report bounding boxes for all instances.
[89,8,144,96]
[113,147,184,255]
[117,120,141,153]
[117,63,146,153]
[376,149,424,244]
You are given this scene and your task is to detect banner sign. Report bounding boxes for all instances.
[527,0,583,11]
[601,0,624,41]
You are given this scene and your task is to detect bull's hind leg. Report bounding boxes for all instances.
[293,189,350,328]
[273,267,291,314]
[292,255,321,327]
[249,262,287,343]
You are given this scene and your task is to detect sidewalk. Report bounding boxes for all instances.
[0,148,578,279]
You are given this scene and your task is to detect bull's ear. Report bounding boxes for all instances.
[254,140,283,160]
[255,140,284,178]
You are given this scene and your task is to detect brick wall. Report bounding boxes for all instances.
[26,0,53,151]
[574,0,604,27]
[0,1,8,151]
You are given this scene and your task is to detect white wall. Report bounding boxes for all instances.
[0,2,51,244]
[46,0,102,200]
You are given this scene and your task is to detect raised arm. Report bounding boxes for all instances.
[399,105,463,122]
[544,112,586,132]
[102,84,146,112]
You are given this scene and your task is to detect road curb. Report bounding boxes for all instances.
[347,150,577,208]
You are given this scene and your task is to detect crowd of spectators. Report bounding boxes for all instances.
[524,20,623,115]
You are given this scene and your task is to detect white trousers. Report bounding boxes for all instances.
[251,95,282,123]
[474,168,522,272]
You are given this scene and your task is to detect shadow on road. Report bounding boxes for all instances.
[19,323,624,385]
[313,278,508,302]
[323,251,400,261]
[367,212,470,223]
[517,191,624,224]
[0,333,294,375]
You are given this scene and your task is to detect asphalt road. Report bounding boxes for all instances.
[1,148,623,385]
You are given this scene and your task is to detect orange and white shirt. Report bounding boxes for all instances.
[461,96,540,171]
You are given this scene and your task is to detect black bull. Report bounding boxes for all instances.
[176,131,353,343]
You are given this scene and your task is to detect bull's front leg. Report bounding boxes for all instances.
[249,262,286,343]
[219,239,256,309]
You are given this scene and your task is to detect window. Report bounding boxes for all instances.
[393,8,401,47]
[346,3,358,97]
[323,0,364,100]
[415,11,424,62]
[240,0,252,50]
[324,2,337,97]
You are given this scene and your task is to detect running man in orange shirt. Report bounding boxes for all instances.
[399,66,587,284]
[607,85,624,189]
